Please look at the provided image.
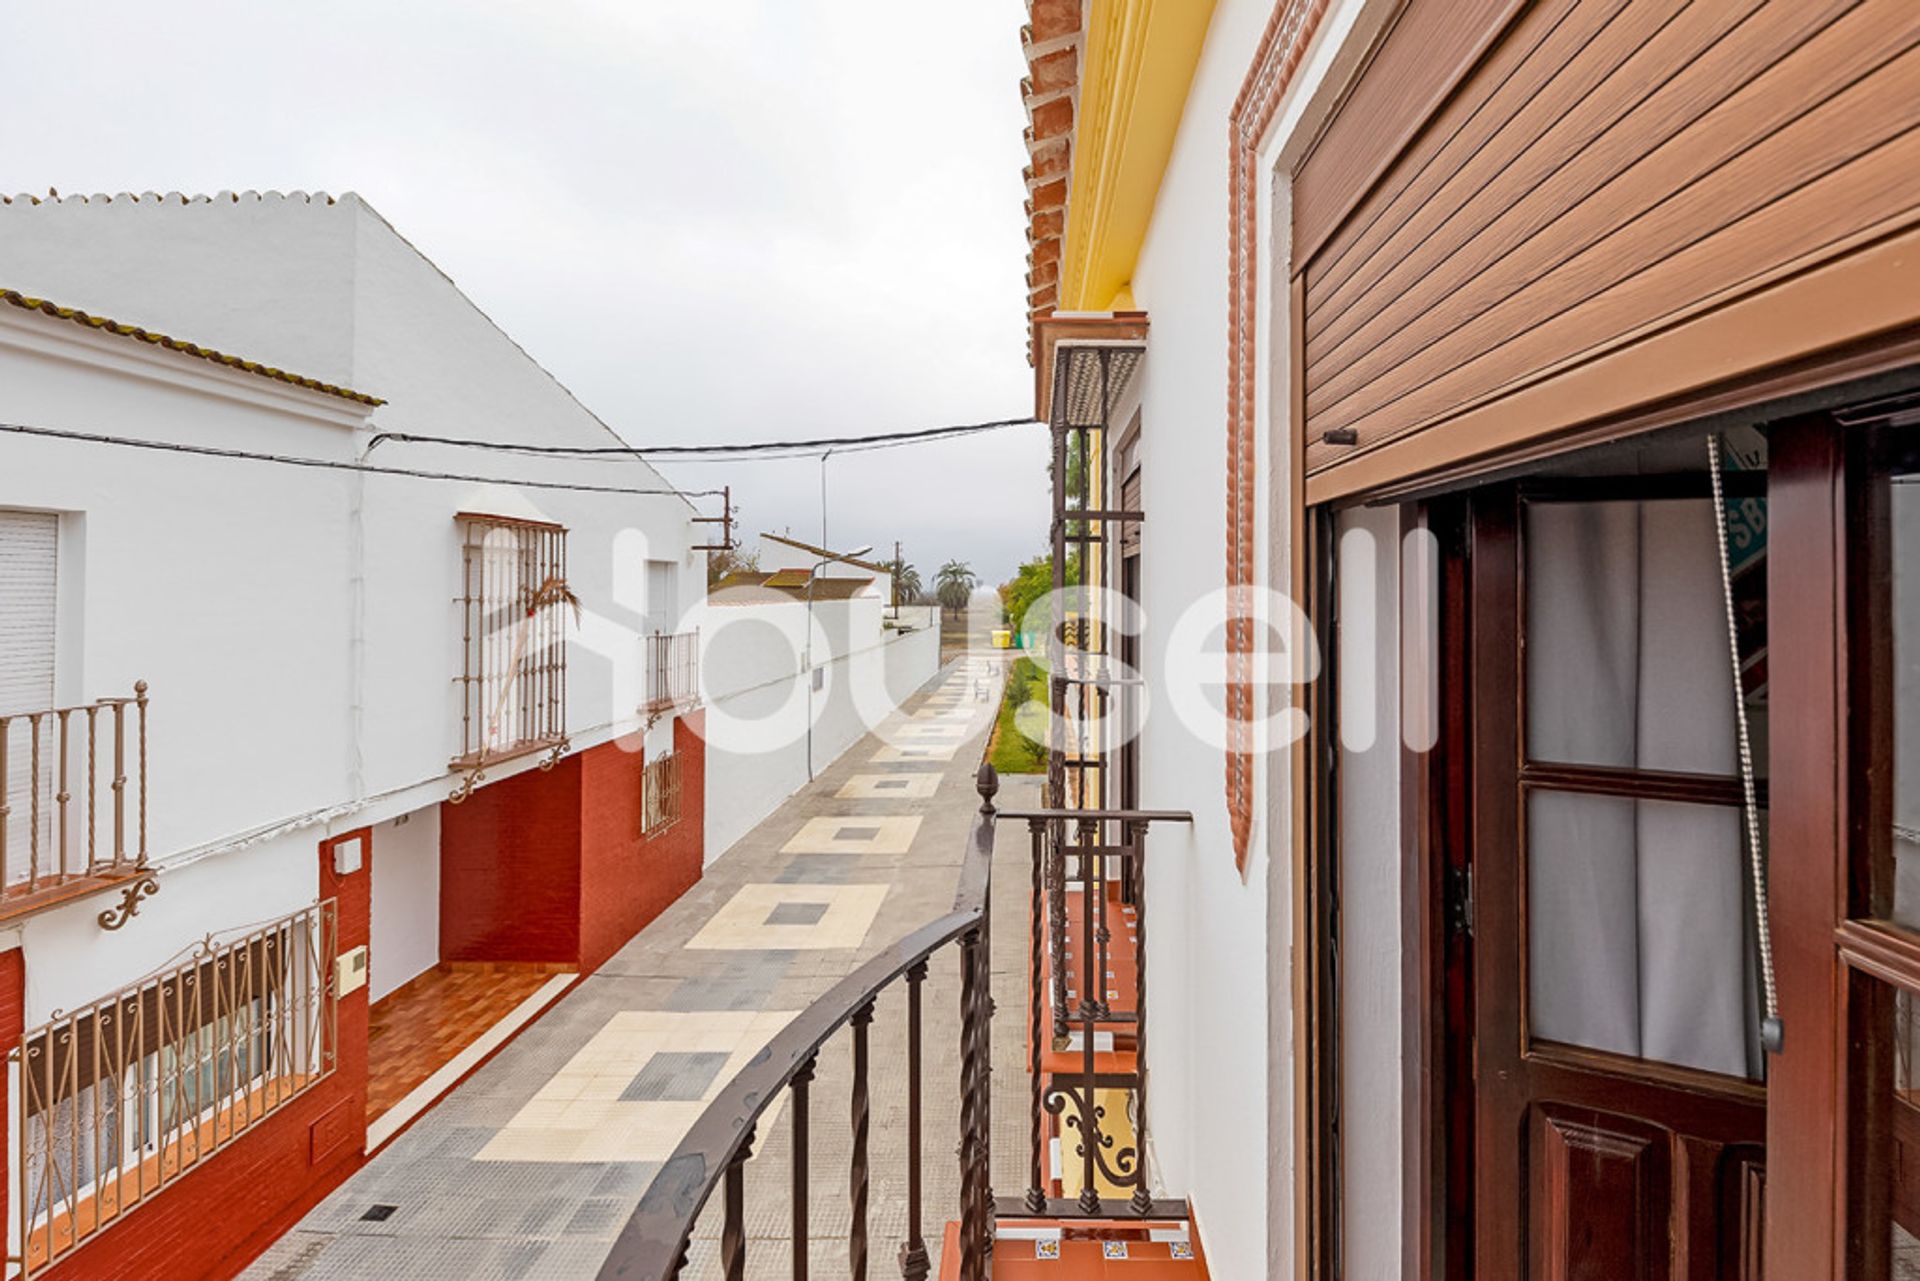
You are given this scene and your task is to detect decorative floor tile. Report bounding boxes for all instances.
[477,1010,795,1163]
[683,882,891,950]
[836,773,941,800]
[871,743,957,763]
[780,814,922,854]
[894,722,968,739]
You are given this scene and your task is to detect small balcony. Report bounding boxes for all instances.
[644,630,699,718]
[0,682,150,924]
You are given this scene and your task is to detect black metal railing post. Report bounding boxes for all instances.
[1025,816,1048,1212]
[899,960,931,1280]
[851,1000,875,1281]
[722,1124,755,1281]
[792,1056,815,1281]
[1129,818,1153,1215]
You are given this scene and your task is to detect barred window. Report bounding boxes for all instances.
[642,752,681,837]
[455,514,572,767]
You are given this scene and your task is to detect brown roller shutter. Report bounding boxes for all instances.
[1295,0,1920,500]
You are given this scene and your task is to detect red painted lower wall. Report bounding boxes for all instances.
[579,713,708,972]
[440,722,706,973]
[0,947,22,1253]
[25,835,373,1281]
[439,754,586,964]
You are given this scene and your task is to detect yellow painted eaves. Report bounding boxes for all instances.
[1061,0,1218,313]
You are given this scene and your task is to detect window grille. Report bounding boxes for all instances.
[455,515,571,768]
[644,631,699,716]
[11,902,336,1275]
[641,752,681,837]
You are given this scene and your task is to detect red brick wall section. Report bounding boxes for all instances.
[42,835,373,1280]
[577,714,707,973]
[0,947,21,1251]
[439,754,585,964]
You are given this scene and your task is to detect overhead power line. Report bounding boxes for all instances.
[364,416,1040,460]
[0,421,722,500]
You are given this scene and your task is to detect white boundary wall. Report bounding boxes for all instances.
[698,596,939,862]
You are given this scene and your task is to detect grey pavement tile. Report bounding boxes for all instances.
[764,900,830,926]
[774,853,864,884]
[618,1049,731,1101]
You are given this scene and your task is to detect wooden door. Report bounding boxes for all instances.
[1468,486,1768,1280]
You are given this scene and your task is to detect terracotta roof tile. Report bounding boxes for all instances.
[0,287,383,406]
[1022,0,1083,359]
[710,572,875,603]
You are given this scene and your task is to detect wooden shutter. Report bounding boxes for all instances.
[0,509,56,713]
[1296,0,1920,499]
[0,511,57,871]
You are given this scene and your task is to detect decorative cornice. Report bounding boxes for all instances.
[1060,0,1218,313]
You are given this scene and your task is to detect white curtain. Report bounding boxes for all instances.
[1524,499,1759,1080]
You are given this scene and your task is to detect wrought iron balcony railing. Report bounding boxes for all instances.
[599,762,1001,1281]
[644,630,699,718]
[0,682,149,923]
[11,900,337,1276]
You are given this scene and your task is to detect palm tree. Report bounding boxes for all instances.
[935,560,977,613]
[885,556,924,605]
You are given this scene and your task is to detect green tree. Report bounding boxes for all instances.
[998,550,1080,646]
[884,556,924,605]
[935,560,978,613]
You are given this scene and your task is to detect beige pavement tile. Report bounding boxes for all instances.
[780,815,922,855]
[685,881,892,948]
[894,722,968,739]
[871,742,958,763]
[478,1009,796,1163]
[837,772,942,800]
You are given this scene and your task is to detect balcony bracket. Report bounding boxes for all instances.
[97,873,159,931]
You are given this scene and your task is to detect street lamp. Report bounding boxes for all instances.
[805,543,874,781]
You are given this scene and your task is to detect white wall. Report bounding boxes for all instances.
[370,807,441,1002]
[698,595,939,861]
[0,194,706,1018]
[1119,1,1381,1274]
[1123,5,1285,1274]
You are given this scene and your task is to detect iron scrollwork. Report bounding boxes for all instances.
[98,873,159,930]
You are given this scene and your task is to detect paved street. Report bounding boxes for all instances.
[248,647,1037,1280]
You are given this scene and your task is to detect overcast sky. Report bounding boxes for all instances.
[4,1,1046,584]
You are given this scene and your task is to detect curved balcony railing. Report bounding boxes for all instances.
[597,760,1002,1281]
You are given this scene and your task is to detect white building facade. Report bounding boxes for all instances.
[0,191,713,1279]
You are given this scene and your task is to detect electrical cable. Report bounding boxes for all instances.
[364,415,1039,459]
[0,421,723,500]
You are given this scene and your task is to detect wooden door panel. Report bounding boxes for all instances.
[1469,488,1768,1279]
[1531,1105,1669,1281]
[1717,1149,1765,1281]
